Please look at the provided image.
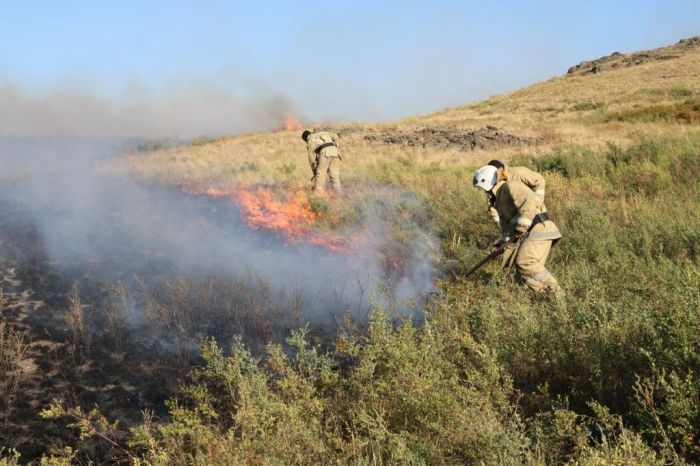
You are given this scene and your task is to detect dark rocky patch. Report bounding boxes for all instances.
[567,35,700,76]
[316,126,366,137]
[363,126,533,151]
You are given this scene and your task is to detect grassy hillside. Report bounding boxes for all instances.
[3,38,700,464]
[122,37,700,187]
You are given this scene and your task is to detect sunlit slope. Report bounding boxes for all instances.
[409,37,700,145]
[123,37,700,187]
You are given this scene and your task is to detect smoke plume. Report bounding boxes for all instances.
[0,135,437,332]
[0,74,437,348]
[0,80,300,139]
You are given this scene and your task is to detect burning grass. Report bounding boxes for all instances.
[179,178,441,301]
[236,187,348,251]
[183,183,350,251]
[281,115,303,131]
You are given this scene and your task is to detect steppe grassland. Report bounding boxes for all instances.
[123,46,700,193]
[10,39,700,465]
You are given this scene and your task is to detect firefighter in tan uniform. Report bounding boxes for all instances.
[301,130,342,194]
[473,164,563,296]
[485,160,546,225]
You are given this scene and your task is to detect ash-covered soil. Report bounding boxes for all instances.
[567,35,700,76]
[0,188,320,461]
[0,197,186,460]
[363,126,533,150]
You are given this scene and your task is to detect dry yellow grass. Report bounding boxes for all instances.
[119,41,700,190]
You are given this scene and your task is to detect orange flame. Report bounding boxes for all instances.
[182,183,348,252]
[179,184,422,283]
[281,116,303,131]
[236,187,347,251]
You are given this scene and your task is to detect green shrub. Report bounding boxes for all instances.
[645,86,694,99]
[240,161,259,172]
[513,146,604,179]
[572,102,604,111]
[308,195,330,216]
[605,140,664,167]
[133,139,177,152]
[276,162,296,175]
[128,309,529,464]
[188,136,218,147]
[605,98,700,124]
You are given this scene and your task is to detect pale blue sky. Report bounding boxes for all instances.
[1,1,698,135]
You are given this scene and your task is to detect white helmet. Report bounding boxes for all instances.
[472,165,498,192]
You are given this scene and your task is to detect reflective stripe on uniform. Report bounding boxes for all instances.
[527,230,562,241]
[525,268,552,285]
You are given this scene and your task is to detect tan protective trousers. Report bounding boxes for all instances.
[502,239,562,295]
[313,155,342,194]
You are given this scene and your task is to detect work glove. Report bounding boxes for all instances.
[490,235,510,253]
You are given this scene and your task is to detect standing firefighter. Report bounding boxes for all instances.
[301,129,342,194]
[472,164,564,296]
[485,160,546,225]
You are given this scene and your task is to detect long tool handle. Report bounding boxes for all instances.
[462,230,532,278]
[462,241,509,277]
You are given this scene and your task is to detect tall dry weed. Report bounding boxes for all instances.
[66,289,91,359]
[105,286,130,353]
[0,319,28,414]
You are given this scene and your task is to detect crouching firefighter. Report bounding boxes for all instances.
[472,164,564,296]
[301,129,342,194]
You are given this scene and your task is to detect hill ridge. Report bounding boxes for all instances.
[567,35,700,76]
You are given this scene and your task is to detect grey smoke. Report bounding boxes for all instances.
[0,136,438,329]
[0,80,300,138]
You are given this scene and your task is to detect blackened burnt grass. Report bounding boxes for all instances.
[5,135,700,464]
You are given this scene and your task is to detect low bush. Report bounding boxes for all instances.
[605,98,700,124]
[128,309,527,464]
[572,102,604,111]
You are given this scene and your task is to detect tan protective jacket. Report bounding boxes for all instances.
[488,166,546,224]
[506,166,545,200]
[492,180,561,241]
[306,131,340,172]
